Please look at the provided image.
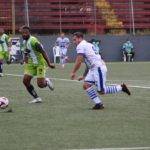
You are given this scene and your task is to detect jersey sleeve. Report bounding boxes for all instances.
[76,44,85,55]
[31,37,41,50]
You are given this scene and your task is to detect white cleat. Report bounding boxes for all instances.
[45,78,54,91]
[28,97,42,104]
[0,73,4,77]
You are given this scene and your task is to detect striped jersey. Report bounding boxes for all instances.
[23,36,46,65]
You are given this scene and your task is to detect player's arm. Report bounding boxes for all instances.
[35,42,55,68]
[66,38,70,48]
[70,54,84,80]
[78,64,89,81]
[5,35,10,46]
[55,38,59,46]
[83,65,89,77]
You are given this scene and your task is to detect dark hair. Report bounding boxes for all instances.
[73,32,83,38]
[20,25,30,31]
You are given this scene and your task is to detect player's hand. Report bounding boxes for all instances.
[49,64,55,69]
[70,72,76,80]
[77,76,84,81]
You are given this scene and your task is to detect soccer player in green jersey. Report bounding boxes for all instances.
[20,25,55,103]
[0,28,10,77]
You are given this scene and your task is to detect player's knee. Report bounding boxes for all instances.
[37,83,45,88]
[37,81,45,88]
[23,76,31,87]
[23,79,30,87]
[83,82,92,90]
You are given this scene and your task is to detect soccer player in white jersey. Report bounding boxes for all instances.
[70,32,131,110]
[56,32,70,68]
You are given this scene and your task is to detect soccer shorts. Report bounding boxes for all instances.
[0,51,9,61]
[24,64,46,78]
[84,66,107,92]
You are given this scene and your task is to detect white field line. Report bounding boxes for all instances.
[71,147,150,150]
[4,73,150,89]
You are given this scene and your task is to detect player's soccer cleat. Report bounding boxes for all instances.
[0,73,4,77]
[46,78,54,91]
[28,97,42,104]
[92,103,104,110]
[121,83,131,95]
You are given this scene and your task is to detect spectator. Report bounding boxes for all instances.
[122,40,135,62]
[89,38,102,55]
[55,32,70,68]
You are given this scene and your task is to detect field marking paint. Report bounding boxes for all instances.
[71,147,150,150]
[4,73,150,89]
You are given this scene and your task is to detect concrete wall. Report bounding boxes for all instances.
[37,35,150,62]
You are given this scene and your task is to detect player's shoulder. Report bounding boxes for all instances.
[64,37,69,40]
[2,33,8,39]
[56,37,61,40]
[30,36,38,40]
[30,36,40,43]
[76,40,87,52]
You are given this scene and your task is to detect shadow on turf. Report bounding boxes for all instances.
[0,108,13,113]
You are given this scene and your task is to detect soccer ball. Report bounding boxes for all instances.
[0,97,9,109]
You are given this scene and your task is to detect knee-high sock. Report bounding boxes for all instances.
[86,86,102,104]
[26,84,38,98]
[105,85,122,94]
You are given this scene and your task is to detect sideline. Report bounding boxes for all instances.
[71,147,150,150]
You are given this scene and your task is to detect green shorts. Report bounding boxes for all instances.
[24,64,46,78]
[0,51,9,61]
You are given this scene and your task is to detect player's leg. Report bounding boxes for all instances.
[23,64,41,103]
[131,51,135,62]
[123,51,126,62]
[0,60,3,77]
[4,51,11,64]
[36,65,54,90]
[96,67,131,95]
[23,74,41,102]
[84,70,104,109]
[0,51,4,76]
[124,52,128,62]
[60,48,67,68]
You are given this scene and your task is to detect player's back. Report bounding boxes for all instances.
[77,40,106,69]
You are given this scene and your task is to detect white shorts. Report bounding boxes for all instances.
[84,66,107,92]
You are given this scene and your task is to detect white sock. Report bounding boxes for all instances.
[86,86,102,104]
[105,85,122,94]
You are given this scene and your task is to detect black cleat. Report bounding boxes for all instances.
[121,83,131,95]
[92,103,104,110]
